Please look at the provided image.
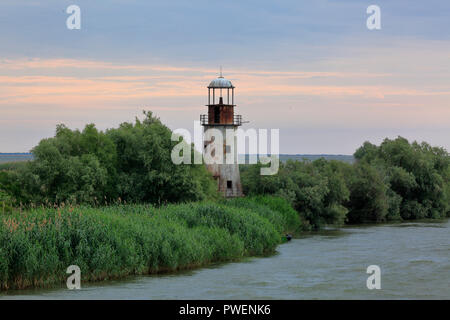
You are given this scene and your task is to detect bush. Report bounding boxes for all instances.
[241,159,351,228]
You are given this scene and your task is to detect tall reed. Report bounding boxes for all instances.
[0,196,300,290]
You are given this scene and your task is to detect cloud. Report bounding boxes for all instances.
[1,39,450,153]
[0,58,448,108]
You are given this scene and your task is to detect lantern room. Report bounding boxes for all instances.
[200,73,242,126]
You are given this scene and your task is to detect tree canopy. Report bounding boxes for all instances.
[1,111,218,205]
[241,137,450,228]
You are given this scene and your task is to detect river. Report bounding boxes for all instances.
[1,219,449,299]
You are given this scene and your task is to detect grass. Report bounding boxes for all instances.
[0,196,301,290]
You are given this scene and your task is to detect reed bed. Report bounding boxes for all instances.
[0,196,300,290]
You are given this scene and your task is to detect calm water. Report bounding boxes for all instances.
[1,220,449,299]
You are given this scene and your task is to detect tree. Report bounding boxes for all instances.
[355,137,449,220]
[4,111,218,205]
[345,162,389,223]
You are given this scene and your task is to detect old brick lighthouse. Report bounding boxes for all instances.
[200,73,244,197]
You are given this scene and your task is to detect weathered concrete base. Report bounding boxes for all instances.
[204,126,243,198]
[206,163,243,197]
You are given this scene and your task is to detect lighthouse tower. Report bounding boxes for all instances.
[200,72,244,197]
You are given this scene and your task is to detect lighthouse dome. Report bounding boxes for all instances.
[208,76,234,88]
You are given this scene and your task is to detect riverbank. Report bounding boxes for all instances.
[0,196,301,290]
[2,219,448,299]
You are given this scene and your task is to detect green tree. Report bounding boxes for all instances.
[241,159,350,228]
[345,162,389,223]
[356,137,449,220]
[4,111,218,205]
[106,111,217,204]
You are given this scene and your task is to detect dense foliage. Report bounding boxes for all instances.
[0,196,299,290]
[0,190,12,214]
[354,137,450,221]
[241,137,449,228]
[0,111,217,206]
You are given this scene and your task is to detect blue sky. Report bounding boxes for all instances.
[1,1,449,153]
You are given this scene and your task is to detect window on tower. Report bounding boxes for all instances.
[227,181,232,189]
[214,106,220,123]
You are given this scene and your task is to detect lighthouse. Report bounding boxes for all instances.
[200,72,244,197]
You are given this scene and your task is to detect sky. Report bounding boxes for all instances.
[0,0,449,154]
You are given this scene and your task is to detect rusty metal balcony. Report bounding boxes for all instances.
[200,114,242,126]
